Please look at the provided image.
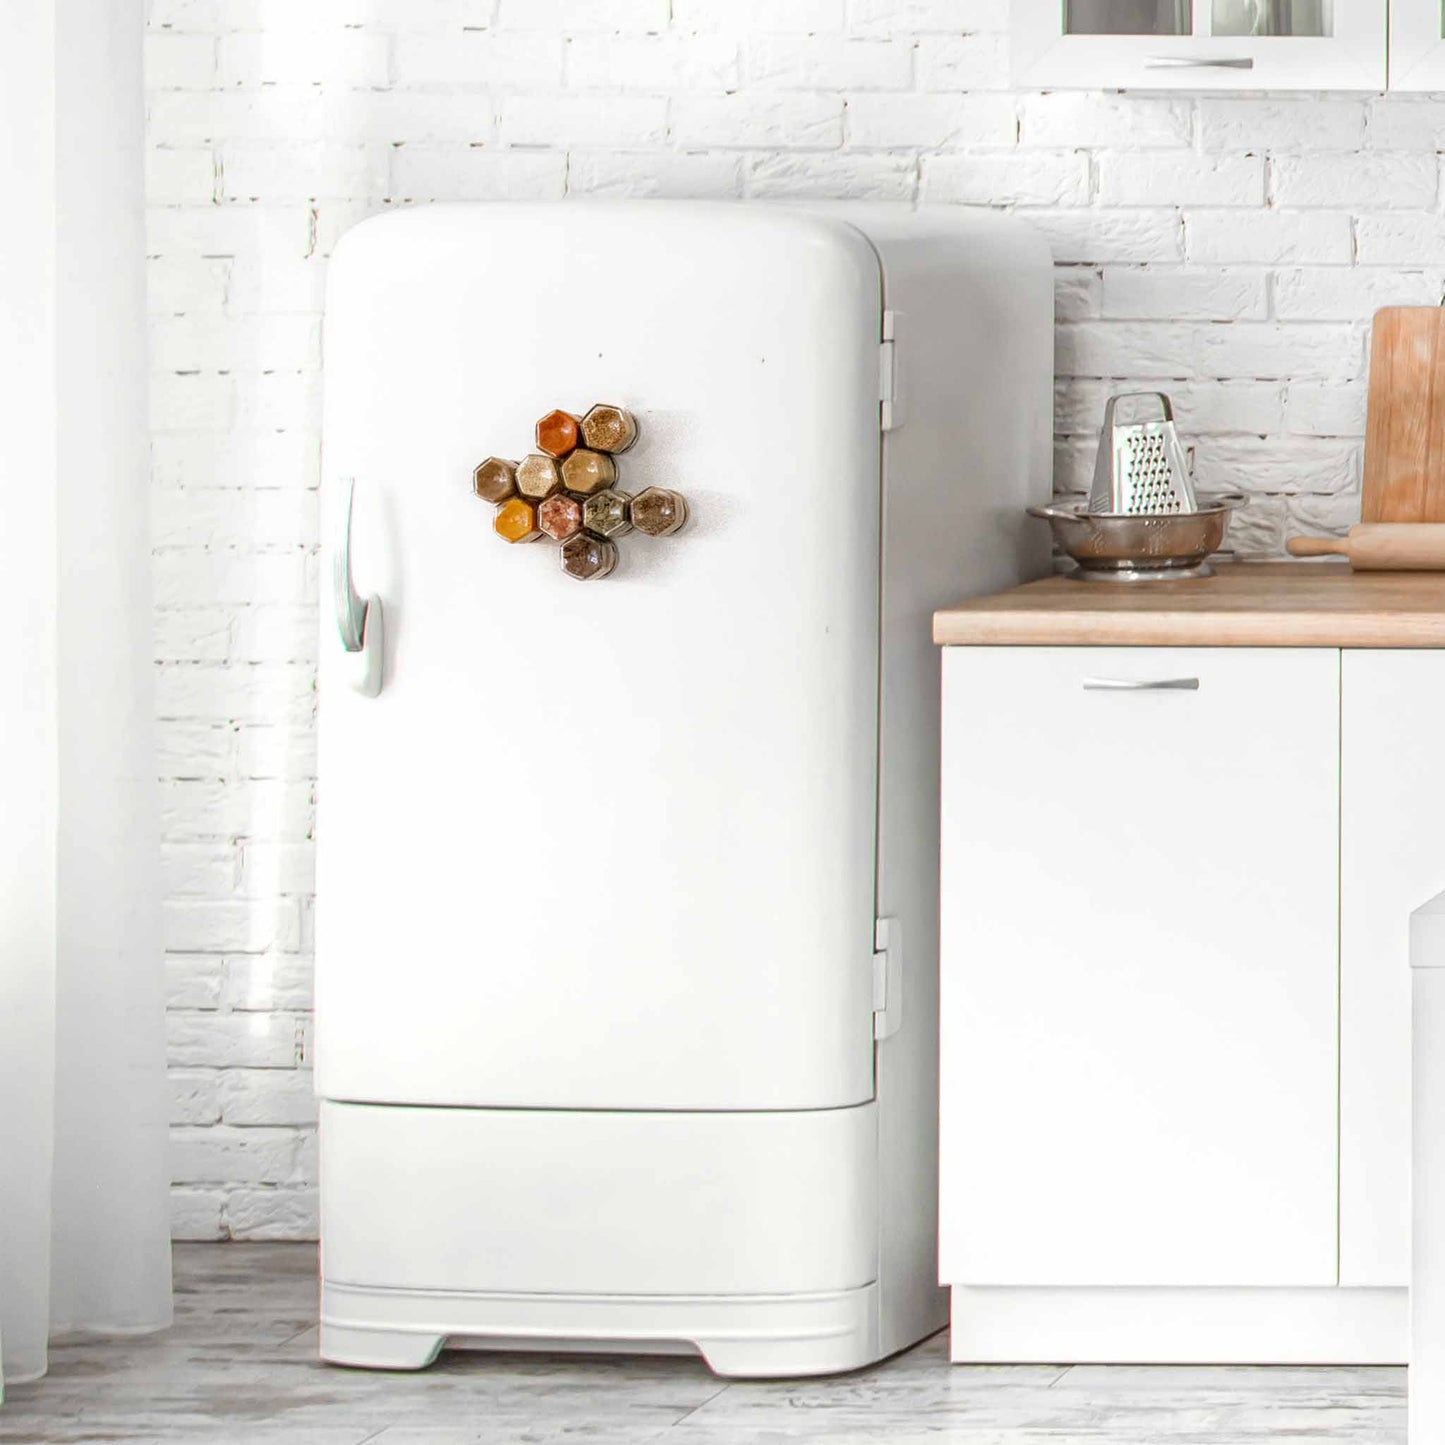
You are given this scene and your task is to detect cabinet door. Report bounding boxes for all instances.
[1340,651,1445,1285]
[1012,0,1384,89]
[1389,0,1445,88]
[939,646,1340,1287]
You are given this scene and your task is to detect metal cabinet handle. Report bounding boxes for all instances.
[1083,677,1200,691]
[1145,55,1255,67]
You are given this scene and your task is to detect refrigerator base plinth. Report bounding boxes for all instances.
[319,1279,882,1378]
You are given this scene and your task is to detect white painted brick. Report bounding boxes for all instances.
[1273,152,1437,210]
[147,147,218,205]
[1053,268,1101,322]
[1020,94,1190,150]
[748,151,916,200]
[394,31,563,88]
[1273,266,1444,321]
[1185,210,1352,265]
[847,93,1015,149]
[170,1188,226,1241]
[228,607,320,666]
[1198,98,1366,154]
[1057,321,1361,382]
[234,723,317,781]
[148,255,230,316]
[915,34,1009,91]
[157,718,235,773]
[156,663,316,727]
[1289,490,1363,536]
[171,1125,303,1185]
[220,142,387,203]
[226,954,315,1012]
[218,1069,317,1126]
[234,370,323,430]
[569,34,738,90]
[149,373,236,432]
[566,150,744,198]
[171,1070,222,1125]
[745,36,910,91]
[1192,436,1360,496]
[1367,98,1445,152]
[241,843,315,898]
[389,146,568,202]
[152,432,319,493]
[1285,380,1369,436]
[226,1186,319,1240]
[921,151,1088,207]
[1355,214,1445,265]
[500,94,668,148]
[673,94,844,150]
[1018,210,1182,265]
[674,0,844,31]
[1098,153,1265,208]
[1101,267,1267,322]
[164,898,304,954]
[167,1012,304,1068]
[152,487,319,550]
[497,0,670,29]
[151,314,322,373]
[145,32,217,89]
[1226,493,1288,558]
[1057,377,1285,436]
[159,780,314,841]
[165,954,226,1009]
[849,0,1007,32]
[217,30,391,87]
[163,845,241,897]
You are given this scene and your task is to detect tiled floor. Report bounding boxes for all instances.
[0,1244,1405,1443]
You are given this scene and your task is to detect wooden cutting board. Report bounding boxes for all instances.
[1364,306,1445,523]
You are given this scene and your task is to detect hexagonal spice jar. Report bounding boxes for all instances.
[538,493,584,542]
[494,497,541,544]
[473,457,518,504]
[560,448,617,496]
[580,404,638,455]
[630,487,688,537]
[582,489,632,539]
[559,532,617,581]
[516,453,563,501]
[535,409,580,460]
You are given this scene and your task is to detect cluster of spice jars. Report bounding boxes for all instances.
[472,405,688,581]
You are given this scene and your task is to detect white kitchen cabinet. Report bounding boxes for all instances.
[1388,0,1445,88]
[939,646,1341,1288]
[1011,0,1386,89]
[1340,651,1445,1287]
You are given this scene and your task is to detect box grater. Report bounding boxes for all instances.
[1087,391,1198,515]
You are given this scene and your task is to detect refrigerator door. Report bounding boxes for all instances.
[317,205,882,1113]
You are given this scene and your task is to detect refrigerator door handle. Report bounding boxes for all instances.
[333,476,384,697]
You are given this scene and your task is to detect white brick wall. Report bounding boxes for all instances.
[145,0,1444,1238]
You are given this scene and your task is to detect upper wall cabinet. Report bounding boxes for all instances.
[1391,0,1445,88]
[1011,0,1386,89]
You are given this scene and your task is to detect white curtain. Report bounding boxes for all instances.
[0,0,171,1389]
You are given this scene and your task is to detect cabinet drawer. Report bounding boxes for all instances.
[939,647,1340,1288]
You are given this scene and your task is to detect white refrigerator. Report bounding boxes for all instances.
[316,202,1052,1376]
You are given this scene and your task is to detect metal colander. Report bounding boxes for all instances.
[1088,391,1199,516]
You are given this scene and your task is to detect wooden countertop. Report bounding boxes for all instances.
[933,562,1445,648]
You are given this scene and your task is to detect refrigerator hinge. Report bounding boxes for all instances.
[872,916,902,1040]
[879,310,902,432]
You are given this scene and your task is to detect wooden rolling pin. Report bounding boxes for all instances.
[1288,523,1445,570]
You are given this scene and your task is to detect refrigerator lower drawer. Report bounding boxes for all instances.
[319,1099,879,1297]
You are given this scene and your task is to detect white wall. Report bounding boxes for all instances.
[146,0,1439,1238]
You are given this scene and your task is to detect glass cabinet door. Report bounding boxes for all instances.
[1013,0,1382,88]
[1389,0,1445,87]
